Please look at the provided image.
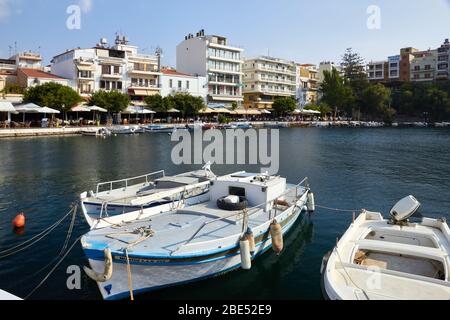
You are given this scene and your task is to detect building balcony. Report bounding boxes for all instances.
[129,83,161,90]
[255,65,296,76]
[128,69,161,77]
[208,55,244,64]
[208,67,244,75]
[208,42,244,52]
[209,80,242,87]
[253,76,296,86]
[209,93,244,102]
[100,73,122,79]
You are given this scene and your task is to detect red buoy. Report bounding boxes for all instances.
[12,213,26,229]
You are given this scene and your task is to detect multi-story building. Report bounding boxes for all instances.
[160,68,207,99]
[388,55,401,81]
[317,61,341,83]
[410,50,437,82]
[51,35,162,103]
[242,56,296,110]
[1,51,47,102]
[297,64,319,106]
[436,39,450,81]
[367,60,388,82]
[176,30,244,108]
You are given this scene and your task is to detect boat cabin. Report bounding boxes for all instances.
[210,172,286,212]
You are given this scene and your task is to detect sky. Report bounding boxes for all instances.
[0,0,450,67]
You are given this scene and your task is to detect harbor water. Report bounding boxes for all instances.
[1,127,450,300]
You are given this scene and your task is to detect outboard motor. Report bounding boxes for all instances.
[390,195,421,225]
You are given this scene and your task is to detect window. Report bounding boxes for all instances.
[425,65,431,70]
[178,81,182,89]
[169,79,173,88]
[414,66,420,71]
[114,66,120,74]
[186,81,190,89]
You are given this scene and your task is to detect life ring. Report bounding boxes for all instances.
[217,196,248,211]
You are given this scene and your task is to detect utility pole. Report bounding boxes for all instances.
[155,47,163,89]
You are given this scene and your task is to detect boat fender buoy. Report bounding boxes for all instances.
[270,220,284,255]
[84,248,113,282]
[244,229,256,254]
[307,192,316,212]
[275,198,290,207]
[12,213,26,229]
[240,238,252,270]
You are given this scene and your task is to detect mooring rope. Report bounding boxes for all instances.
[0,205,77,259]
[315,204,361,213]
[24,234,83,300]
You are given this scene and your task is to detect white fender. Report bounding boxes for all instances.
[84,248,113,282]
[307,192,315,212]
[240,239,252,270]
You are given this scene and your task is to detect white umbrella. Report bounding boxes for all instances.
[88,106,108,123]
[88,106,107,112]
[0,101,18,123]
[72,105,91,112]
[301,109,321,115]
[40,107,60,115]
[261,109,271,114]
[15,103,41,122]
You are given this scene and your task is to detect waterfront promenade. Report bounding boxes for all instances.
[1,121,450,138]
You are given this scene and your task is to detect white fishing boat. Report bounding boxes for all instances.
[110,126,140,135]
[144,124,174,133]
[80,167,215,230]
[81,128,112,137]
[321,196,450,300]
[81,172,314,300]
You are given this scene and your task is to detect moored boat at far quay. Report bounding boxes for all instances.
[81,172,315,300]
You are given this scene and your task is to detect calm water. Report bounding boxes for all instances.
[1,128,450,300]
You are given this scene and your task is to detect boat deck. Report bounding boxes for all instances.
[325,212,450,300]
[83,186,303,258]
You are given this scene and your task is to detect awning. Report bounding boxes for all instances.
[211,108,231,114]
[76,65,95,71]
[129,89,159,96]
[300,109,321,115]
[199,107,214,114]
[231,109,262,115]
[0,101,18,113]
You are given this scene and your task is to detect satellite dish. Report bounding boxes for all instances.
[390,195,421,223]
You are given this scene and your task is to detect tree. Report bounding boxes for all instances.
[320,69,354,119]
[340,48,368,86]
[23,82,82,119]
[88,90,129,114]
[231,101,238,111]
[272,97,297,116]
[305,103,332,116]
[23,82,82,111]
[360,84,392,120]
[1,83,24,96]
[144,94,164,112]
[171,93,205,116]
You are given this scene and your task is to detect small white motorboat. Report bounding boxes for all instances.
[110,126,140,135]
[81,172,314,300]
[321,196,450,300]
[80,166,215,230]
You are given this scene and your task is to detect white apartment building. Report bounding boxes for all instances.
[0,51,44,92]
[243,56,296,109]
[176,30,244,108]
[410,50,437,82]
[367,61,386,82]
[436,39,450,80]
[51,35,162,103]
[160,68,207,99]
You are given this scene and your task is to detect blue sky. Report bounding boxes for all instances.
[0,0,449,67]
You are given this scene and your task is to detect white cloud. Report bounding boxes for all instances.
[79,0,93,13]
[0,0,11,22]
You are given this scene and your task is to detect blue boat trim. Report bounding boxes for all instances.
[102,210,305,300]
